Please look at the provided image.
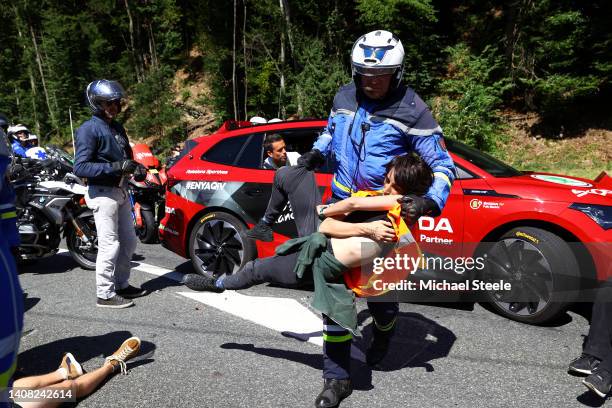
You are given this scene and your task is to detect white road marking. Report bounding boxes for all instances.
[179,291,323,346]
[57,249,323,345]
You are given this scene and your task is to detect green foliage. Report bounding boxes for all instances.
[128,67,183,149]
[0,0,609,156]
[287,37,349,117]
[435,44,510,152]
[355,0,436,27]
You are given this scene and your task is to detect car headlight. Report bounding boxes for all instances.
[569,203,612,230]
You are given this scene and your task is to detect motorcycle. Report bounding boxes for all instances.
[129,143,167,244]
[10,155,98,270]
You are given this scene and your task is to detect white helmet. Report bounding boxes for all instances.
[350,30,404,88]
[7,124,30,141]
[267,118,282,123]
[249,116,267,125]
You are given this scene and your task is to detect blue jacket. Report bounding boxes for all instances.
[73,115,133,186]
[0,140,19,248]
[11,141,27,158]
[313,82,455,211]
[0,147,23,387]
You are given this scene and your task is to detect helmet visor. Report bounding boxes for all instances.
[359,44,394,61]
[353,64,399,77]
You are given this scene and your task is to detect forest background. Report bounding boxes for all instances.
[0,0,610,177]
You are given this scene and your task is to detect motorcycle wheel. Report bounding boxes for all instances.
[66,213,98,270]
[136,209,159,244]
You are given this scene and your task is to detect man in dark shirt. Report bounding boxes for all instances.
[74,79,146,309]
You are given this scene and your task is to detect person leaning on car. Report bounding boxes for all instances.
[73,79,147,309]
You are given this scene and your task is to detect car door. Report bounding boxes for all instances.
[410,164,468,280]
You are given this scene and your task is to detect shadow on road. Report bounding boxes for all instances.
[140,274,184,293]
[22,292,40,312]
[17,252,79,275]
[221,311,456,391]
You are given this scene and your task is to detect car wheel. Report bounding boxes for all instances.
[189,211,255,278]
[479,227,579,325]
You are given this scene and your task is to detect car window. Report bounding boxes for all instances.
[168,139,198,169]
[266,128,333,174]
[201,133,263,169]
[446,138,522,177]
[235,133,264,168]
[455,164,476,180]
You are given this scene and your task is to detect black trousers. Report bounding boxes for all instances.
[223,165,319,290]
[584,281,612,372]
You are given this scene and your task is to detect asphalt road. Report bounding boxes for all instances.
[14,241,608,408]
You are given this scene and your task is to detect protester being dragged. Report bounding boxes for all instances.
[184,153,432,408]
[73,79,147,309]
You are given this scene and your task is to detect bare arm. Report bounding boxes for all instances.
[320,195,402,218]
[319,218,396,242]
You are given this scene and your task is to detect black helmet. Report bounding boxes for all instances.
[85,79,126,114]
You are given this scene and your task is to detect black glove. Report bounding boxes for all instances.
[111,159,139,175]
[398,194,439,224]
[297,149,324,171]
[133,164,147,182]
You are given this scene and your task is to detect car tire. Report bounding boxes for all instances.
[479,226,580,325]
[189,211,255,278]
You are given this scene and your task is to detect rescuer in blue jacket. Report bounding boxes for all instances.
[301,30,457,407]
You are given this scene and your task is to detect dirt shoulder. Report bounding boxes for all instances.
[494,112,611,180]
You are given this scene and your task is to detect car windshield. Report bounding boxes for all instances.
[446,138,522,177]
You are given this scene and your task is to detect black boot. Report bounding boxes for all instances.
[183,273,224,293]
[366,326,394,368]
[314,378,352,408]
[246,220,274,242]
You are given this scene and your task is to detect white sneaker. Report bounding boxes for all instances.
[58,352,83,379]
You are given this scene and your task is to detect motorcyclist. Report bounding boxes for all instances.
[7,124,34,158]
[73,79,147,309]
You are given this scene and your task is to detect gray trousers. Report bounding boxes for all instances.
[85,185,138,299]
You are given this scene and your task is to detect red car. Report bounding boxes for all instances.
[160,119,611,324]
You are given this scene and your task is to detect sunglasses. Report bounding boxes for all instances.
[102,99,122,107]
